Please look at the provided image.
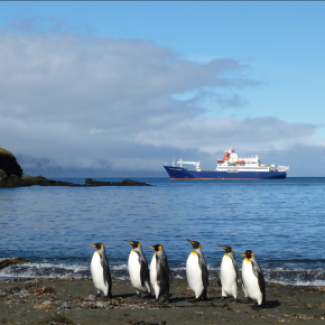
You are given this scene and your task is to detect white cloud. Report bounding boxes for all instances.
[0,28,322,176]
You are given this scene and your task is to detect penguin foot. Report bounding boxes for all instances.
[231,298,238,304]
[221,297,225,302]
[95,293,101,298]
[189,298,198,303]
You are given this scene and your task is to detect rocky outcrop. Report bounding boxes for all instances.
[0,147,152,187]
[20,175,84,187]
[0,174,152,187]
[85,178,151,186]
[0,148,23,178]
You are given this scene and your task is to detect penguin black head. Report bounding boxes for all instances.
[220,245,233,253]
[125,240,141,249]
[187,239,201,249]
[149,244,163,252]
[90,243,105,250]
[241,250,254,259]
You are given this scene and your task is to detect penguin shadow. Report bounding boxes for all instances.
[168,296,185,303]
[115,293,137,299]
[187,297,214,304]
[215,297,238,304]
[249,300,281,309]
[264,300,281,309]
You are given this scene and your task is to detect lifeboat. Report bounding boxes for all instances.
[236,160,245,164]
[217,152,230,162]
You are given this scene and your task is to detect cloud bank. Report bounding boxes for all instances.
[0,28,322,176]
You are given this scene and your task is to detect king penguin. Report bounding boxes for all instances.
[149,244,170,303]
[186,239,208,301]
[125,240,150,297]
[219,245,239,303]
[90,243,112,299]
[241,250,266,306]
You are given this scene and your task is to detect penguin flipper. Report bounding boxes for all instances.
[235,263,241,282]
[229,254,240,282]
[217,272,221,287]
[202,264,208,294]
[257,271,266,305]
[198,254,208,294]
[101,255,112,297]
[108,267,112,298]
[157,257,170,292]
[140,259,149,287]
[251,260,266,305]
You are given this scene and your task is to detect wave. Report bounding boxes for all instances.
[2,261,325,286]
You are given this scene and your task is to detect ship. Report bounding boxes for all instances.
[164,146,289,180]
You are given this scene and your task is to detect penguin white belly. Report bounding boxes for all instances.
[186,252,204,298]
[128,251,146,292]
[242,259,262,304]
[91,251,108,296]
[150,254,159,298]
[220,255,237,297]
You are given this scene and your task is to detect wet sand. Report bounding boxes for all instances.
[1,278,325,324]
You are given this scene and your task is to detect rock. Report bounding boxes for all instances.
[85,178,151,186]
[0,147,23,178]
[0,257,30,271]
[0,169,8,180]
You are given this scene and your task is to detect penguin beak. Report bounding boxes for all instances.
[186,239,194,244]
[125,240,133,245]
[148,246,155,250]
[240,253,247,257]
[89,244,96,248]
[220,245,227,250]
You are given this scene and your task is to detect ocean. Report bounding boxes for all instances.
[1,177,325,286]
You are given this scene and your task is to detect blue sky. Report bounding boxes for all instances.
[0,1,325,176]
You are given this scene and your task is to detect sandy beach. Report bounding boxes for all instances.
[1,278,325,324]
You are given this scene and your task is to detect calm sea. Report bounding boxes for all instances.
[1,177,325,285]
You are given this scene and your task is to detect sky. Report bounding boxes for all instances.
[0,1,325,177]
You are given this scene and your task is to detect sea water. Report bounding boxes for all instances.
[0,177,325,286]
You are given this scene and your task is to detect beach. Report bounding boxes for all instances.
[1,278,325,324]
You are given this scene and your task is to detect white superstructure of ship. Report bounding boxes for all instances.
[214,146,289,173]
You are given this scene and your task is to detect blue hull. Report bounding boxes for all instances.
[164,166,287,180]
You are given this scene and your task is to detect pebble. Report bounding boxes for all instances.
[62,300,71,309]
[42,300,52,305]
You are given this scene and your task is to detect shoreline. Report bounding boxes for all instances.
[1,278,325,324]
